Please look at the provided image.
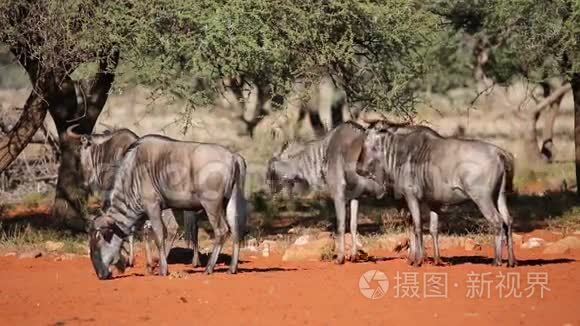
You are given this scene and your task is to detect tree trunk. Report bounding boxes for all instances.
[521,83,572,165]
[540,97,563,162]
[536,81,565,162]
[522,112,545,164]
[0,53,51,172]
[50,51,119,230]
[0,86,49,170]
[572,73,580,197]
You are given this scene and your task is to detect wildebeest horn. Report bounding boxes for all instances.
[66,124,81,139]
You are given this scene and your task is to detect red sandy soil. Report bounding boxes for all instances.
[0,244,579,326]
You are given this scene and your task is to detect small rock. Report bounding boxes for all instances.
[542,236,580,255]
[438,237,464,250]
[512,233,524,246]
[464,239,482,251]
[521,237,545,249]
[18,250,43,259]
[3,252,17,257]
[54,253,77,262]
[294,235,311,246]
[543,242,570,255]
[45,241,65,252]
[282,237,334,262]
[559,236,580,249]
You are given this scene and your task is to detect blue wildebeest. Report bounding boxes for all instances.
[358,119,515,267]
[67,126,203,271]
[266,121,385,264]
[87,135,247,279]
[68,127,195,269]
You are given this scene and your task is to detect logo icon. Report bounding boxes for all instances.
[359,270,389,299]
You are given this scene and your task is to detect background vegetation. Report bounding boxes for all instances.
[0,0,578,241]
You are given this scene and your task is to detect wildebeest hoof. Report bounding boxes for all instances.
[192,255,201,268]
[507,260,517,268]
[146,265,155,275]
[203,268,214,275]
[227,268,238,275]
[346,253,360,263]
[407,258,422,267]
[334,256,346,265]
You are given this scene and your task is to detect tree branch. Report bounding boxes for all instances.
[533,83,572,117]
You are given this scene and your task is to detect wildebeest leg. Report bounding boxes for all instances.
[348,199,359,262]
[143,222,155,275]
[333,194,347,265]
[497,188,516,267]
[163,210,179,258]
[183,210,201,267]
[471,196,503,266]
[405,196,423,267]
[145,204,169,276]
[203,203,228,275]
[126,234,135,267]
[429,210,443,266]
[229,236,240,274]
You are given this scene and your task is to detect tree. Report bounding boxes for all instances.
[0,0,440,228]
[0,1,120,229]
[431,0,580,187]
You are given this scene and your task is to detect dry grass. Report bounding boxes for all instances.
[0,221,86,254]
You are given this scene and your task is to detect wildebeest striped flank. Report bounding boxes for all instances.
[359,120,516,267]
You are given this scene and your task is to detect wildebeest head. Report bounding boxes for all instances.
[66,125,116,190]
[266,141,304,194]
[265,157,285,194]
[359,119,410,174]
[88,212,126,280]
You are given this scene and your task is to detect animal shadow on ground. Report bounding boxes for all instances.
[167,248,297,273]
[442,255,575,266]
[167,247,243,266]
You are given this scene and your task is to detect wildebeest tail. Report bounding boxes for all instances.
[498,148,515,193]
[183,210,196,248]
[226,155,248,240]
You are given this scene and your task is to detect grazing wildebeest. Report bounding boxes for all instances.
[88,135,247,279]
[358,119,515,267]
[266,121,385,264]
[67,126,201,271]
